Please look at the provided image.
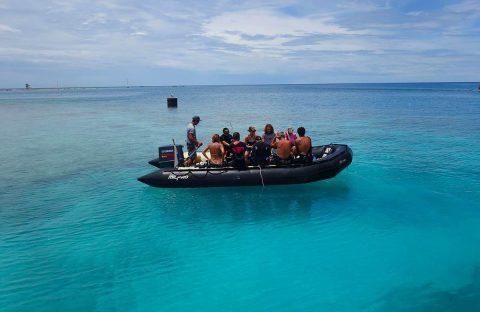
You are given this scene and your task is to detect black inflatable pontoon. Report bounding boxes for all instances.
[138,144,352,188]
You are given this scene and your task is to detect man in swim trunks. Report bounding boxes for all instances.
[271,132,293,164]
[293,126,312,164]
[202,134,225,167]
[185,116,203,166]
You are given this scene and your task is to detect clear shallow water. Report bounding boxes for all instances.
[1,83,480,311]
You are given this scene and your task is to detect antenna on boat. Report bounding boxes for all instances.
[172,139,179,168]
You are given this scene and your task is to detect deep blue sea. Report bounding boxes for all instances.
[1,83,480,311]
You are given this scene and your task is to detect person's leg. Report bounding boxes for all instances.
[184,145,196,166]
[244,150,251,166]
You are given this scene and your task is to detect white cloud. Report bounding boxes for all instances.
[154,59,191,69]
[0,23,19,33]
[0,0,479,86]
[406,11,423,16]
[131,31,147,36]
[199,8,373,59]
[336,1,387,12]
[202,9,363,46]
[81,13,109,26]
[444,0,480,13]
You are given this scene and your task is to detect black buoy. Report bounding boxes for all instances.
[167,96,177,108]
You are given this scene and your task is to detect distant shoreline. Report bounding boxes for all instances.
[1,81,479,91]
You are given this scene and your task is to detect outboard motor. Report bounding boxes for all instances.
[158,145,184,167]
[320,144,335,158]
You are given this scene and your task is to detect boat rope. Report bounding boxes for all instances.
[258,165,265,188]
[169,168,227,179]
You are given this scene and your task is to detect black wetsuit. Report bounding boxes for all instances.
[251,141,270,167]
[220,133,233,159]
[220,133,233,145]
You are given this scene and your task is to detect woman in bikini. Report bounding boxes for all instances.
[245,126,257,146]
[244,126,257,164]
[202,134,225,167]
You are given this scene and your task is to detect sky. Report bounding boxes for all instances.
[0,0,479,87]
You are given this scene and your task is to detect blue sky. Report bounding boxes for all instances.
[0,0,479,87]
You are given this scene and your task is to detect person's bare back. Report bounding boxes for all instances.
[273,138,292,160]
[202,134,225,166]
[295,136,312,155]
[208,142,224,166]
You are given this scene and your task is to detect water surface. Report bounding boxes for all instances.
[1,83,480,311]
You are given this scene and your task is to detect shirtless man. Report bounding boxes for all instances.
[271,132,292,163]
[293,126,312,163]
[202,134,225,167]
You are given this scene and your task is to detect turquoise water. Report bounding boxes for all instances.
[1,83,480,311]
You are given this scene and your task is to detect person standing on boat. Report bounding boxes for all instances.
[293,127,312,164]
[185,116,203,166]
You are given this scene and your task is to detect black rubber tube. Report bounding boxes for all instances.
[138,144,352,188]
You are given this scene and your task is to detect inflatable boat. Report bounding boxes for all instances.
[138,144,352,188]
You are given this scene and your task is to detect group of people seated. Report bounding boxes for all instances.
[199,124,313,168]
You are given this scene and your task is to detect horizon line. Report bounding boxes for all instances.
[1,81,479,91]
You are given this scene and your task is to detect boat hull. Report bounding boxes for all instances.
[138,144,352,188]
